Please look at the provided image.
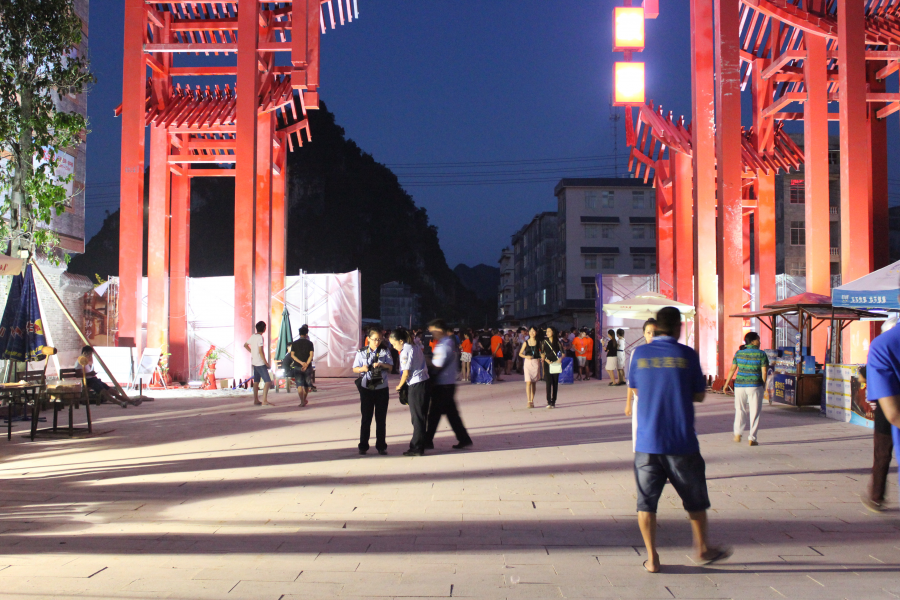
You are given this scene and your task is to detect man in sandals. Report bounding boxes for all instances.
[627,307,731,573]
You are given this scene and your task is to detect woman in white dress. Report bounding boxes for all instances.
[624,319,656,452]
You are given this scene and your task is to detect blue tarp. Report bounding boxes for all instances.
[559,357,575,384]
[471,356,493,384]
[832,260,900,310]
[0,265,46,362]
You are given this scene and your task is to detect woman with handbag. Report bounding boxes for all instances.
[389,328,431,456]
[518,326,542,409]
[542,326,563,409]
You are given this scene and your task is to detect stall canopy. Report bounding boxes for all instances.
[832,259,900,311]
[601,293,695,320]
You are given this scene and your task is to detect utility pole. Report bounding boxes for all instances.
[609,95,621,178]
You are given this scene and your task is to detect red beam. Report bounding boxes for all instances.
[715,0,743,378]
[147,125,169,353]
[760,92,806,119]
[168,154,237,163]
[143,41,290,53]
[804,34,830,362]
[692,0,717,374]
[187,169,236,177]
[270,137,287,355]
[656,161,674,299]
[838,0,872,363]
[169,141,190,382]
[760,49,804,79]
[119,0,147,350]
[254,113,274,343]
[673,151,694,306]
[756,171,776,349]
[234,0,259,381]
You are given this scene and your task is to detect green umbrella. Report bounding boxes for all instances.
[275,306,293,362]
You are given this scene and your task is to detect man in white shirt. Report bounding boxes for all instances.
[243,321,272,406]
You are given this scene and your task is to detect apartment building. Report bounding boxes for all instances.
[497,247,515,327]
[511,212,559,325]
[380,281,420,329]
[553,178,656,325]
[775,135,841,280]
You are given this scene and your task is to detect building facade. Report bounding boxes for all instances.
[379,281,420,330]
[511,212,558,326]
[554,178,657,326]
[775,135,841,280]
[497,247,515,327]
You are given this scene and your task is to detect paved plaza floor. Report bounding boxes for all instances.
[0,375,897,599]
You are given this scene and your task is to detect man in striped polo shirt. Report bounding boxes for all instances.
[723,332,769,446]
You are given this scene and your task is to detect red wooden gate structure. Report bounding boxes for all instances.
[624,0,897,375]
[117,0,356,380]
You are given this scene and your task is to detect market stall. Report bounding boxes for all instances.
[827,262,899,427]
[730,294,880,408]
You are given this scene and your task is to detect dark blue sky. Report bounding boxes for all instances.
[83,1,899,269]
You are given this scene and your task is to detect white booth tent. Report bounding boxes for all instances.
[135,271,361,381]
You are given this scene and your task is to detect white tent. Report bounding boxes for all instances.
[601,293,696,321]
[832,259,900,311]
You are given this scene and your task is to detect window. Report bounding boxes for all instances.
[789,179,804,204]
[790,261,806,277]
[632,226,645,240]
[584,284,597,300]
[601,256,615,270]
[584,224,600,239]
[585,191,598,210]
[632,190,646,209]
[829,149,839,165]
[649,258,657,271]
[790,220,805,246]
[633,256,646,269]
[601,190,614,208]
[601,225,615,239]
[584,255,598,270]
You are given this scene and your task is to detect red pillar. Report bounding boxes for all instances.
[690,0,717,375]
[743,211,752,314]
[837,0,872,362]
[119,0,147,349]
[714,0,743,377]
[270,136,287,348]
[656,161,674,299]
[756,171,776,348]
[234,0,260,379]
[673,151,694,305]
[255,113,274,347]
[147,126,169,352]
[804,34,830,362]
[169,137,190,382]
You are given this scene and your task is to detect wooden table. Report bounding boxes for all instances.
[0,382,43,441]
[30,379,92,440]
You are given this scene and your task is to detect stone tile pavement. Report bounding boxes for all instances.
[0,375,897,599]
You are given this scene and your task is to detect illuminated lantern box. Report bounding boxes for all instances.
[613,6,645,52]
[614,62,645,106]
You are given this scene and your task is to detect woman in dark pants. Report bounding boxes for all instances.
[542,326,563,408]
[351,329,394,455]
[860,366,895,511]
[389,328,430,456]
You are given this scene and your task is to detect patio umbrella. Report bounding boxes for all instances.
[0,264,47,363]
[601,293,696,320]
[274,306,293,362]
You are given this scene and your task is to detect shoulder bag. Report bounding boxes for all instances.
[545,341,563,374]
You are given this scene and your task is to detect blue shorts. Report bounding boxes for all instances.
[294,368,312,389]
[252,365,272,384]
[634,451,710,513]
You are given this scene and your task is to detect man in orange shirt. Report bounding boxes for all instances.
[573,329,591,381]
[490,329,505,382]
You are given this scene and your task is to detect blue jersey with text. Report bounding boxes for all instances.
[865,325,900,460]
[628,336,707,455]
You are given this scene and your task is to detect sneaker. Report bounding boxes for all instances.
[749,440,759,446]
[733,435,741,443]
[546,404,553,409]
[310,386,318,392]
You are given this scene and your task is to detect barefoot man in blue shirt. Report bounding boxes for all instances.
[628,307,731,573]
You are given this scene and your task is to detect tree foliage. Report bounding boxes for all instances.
[0,0,92,261]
